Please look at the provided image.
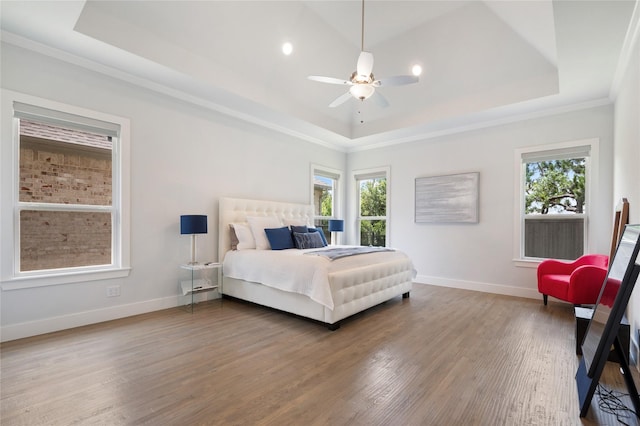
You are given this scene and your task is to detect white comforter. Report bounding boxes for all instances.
[222,246,415,310]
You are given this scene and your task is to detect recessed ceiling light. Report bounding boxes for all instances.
[282,42,293,56]
[412,64,422,76]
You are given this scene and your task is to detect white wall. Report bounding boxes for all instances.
[613,21,640,355]
[613,34,640,222]
[0,43,344,341]
[347,105,614,299]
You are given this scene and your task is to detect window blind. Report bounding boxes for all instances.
[14,102,120,137]
[522,145,590,163]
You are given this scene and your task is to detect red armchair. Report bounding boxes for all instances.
[537,254,609,305]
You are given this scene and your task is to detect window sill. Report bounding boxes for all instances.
[513,259,541,269]
[1,267,132,290]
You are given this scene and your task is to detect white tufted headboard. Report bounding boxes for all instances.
[218,197,315,261]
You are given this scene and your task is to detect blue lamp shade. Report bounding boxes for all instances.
[328,219,344,232]
[180,215,207,235]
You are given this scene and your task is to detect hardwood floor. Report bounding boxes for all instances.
[1,284,638,425]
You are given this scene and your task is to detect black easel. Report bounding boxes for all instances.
[576,260,640,418]
[578,334,640,417]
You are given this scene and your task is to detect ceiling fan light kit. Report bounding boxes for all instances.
[307,0,419,108]
[350,84,375,101]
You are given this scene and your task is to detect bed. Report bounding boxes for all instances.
[218,197,415,330]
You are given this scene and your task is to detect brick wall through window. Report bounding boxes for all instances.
[19,120,113,271]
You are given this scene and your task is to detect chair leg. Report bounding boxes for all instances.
[543,294,548,305]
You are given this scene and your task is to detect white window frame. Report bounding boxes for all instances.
[513,138,599,267]
[1,90,131,289]
[353,166,390,247]
[310,164,343,243]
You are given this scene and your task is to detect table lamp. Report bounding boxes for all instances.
[328,219,344,245]
[180,215,207,264]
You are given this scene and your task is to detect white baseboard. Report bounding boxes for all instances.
[2,277,536,342]
[2,295,185,342]
[414,274,541,300]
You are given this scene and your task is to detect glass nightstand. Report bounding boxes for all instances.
[179,262,221,312]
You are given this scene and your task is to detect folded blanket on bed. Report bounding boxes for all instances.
[305,246,394,260]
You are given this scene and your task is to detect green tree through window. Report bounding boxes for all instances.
[525,159,585,214]
[359,177,386,246]
[320,192,332,217]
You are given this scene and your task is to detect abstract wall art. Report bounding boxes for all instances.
[415,172,479,223]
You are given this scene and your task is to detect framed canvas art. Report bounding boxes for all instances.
[415,172,479,223]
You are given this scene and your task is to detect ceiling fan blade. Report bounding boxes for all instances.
[329,92,353,108]
[371,91,389,108]
[356,51,374,77]
[373,75,419,87]
[308,75,352,85]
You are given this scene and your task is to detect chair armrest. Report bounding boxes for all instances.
[567,265,608,302]
[537,258,579,279]
[575,254,609,269]
[537,254,609,280]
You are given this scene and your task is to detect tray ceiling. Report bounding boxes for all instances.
[1,1,636,151]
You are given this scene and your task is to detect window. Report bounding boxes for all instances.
[515,140,597,262]
[311,165,341,244]
[1,90,130,287]
[355,168,389,247]
[19,119,115,271]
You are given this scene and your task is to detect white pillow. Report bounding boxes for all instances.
[230,223,256,250]
[247,216,282,250]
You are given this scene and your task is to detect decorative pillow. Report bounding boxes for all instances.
[265,227,295,250]
[290,225,309,234]
[293,231,326,249]
[230,223,255,250]
[229,226,239,250]
[309,227,328,246]
[247,216,282,250]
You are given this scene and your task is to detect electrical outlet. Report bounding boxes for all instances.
[106,285,121,297]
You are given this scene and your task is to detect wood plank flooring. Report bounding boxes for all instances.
[1,284,638,425]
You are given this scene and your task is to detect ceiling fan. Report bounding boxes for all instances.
[308,0,419,108]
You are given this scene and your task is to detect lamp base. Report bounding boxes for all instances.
[190,234,198,265]
[331,231,341,245]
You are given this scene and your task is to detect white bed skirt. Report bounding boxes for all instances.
[222,266,413,327]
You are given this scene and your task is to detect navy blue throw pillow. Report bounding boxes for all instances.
[290,225,309,234]
[264,227,295,250]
